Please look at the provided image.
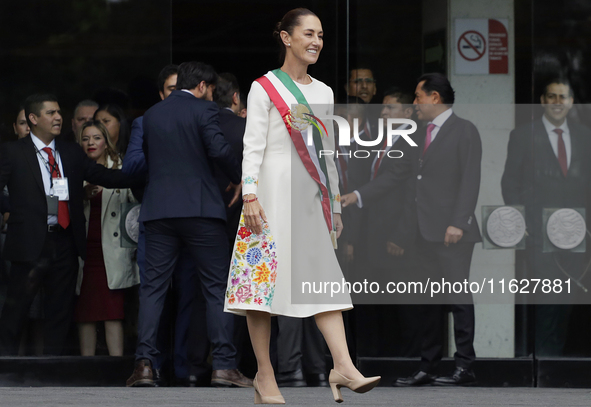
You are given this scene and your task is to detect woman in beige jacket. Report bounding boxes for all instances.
[74,120,139,356]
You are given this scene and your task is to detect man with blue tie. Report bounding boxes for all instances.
[126,62,251,388]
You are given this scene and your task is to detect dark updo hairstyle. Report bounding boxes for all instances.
[273,8,318,64]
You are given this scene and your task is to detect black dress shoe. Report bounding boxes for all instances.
[306,373,329,387]
[276,368,307,387]
[174,374,210,387]
[394,371,436,387]
[153,368,168,387]
[433,367,476,386]
[174,375,195,387]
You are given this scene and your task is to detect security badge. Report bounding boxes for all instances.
[51,177,69,201]
[46,177,69,216]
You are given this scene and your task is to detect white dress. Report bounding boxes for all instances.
[224,73,353,318]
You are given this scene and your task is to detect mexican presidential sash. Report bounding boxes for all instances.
[256,69,337,247]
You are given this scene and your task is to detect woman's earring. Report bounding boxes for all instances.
[287,43,291,47]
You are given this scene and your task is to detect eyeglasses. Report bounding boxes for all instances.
[351,78,376,84]
[544,93,569,102]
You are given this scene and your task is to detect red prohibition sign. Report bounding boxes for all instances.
[458,30,486,61]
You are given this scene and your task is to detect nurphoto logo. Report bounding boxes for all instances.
[287,103,419,159]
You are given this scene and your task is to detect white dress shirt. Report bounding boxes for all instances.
[542,115,571,168]
[31,133,65,225]
[428,107,453,143]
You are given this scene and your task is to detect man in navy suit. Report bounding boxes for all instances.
[211,73,245,247]
[126,62,251,388]
[206,72,256,378]
[123,65,211,387]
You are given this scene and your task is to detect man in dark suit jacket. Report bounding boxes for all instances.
[334,97,372,270]
[385,74,482,386]
[206,72,261,383]
[123,65,212,387]
[342,89,416,272]
[181,72,249,384]
[341,89,422,357]
[501,78,591,355]
[212,73,246,247]
[0,93,141,355]
[126,62,251,388]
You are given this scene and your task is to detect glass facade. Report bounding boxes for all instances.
[1,0,591,384]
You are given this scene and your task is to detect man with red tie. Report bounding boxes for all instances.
[340,88,416,264]
[0,94,141,355]
[501,78,591,356]
[340,88,423,357]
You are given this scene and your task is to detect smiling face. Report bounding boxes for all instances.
[14,109,30,139]
[80,126,107,162]
[541,83,573,127]
[29,101,62,139]
[95,110,120,145]
[283,15,323,66]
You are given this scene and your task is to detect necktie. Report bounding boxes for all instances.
[423,123,436,155]
[335,139,348,193]
[364,122,371,141]
[42,147,70,229]
[553,128,568,177]
[372,137,389,180]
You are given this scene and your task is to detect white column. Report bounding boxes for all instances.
[447,0,516,358]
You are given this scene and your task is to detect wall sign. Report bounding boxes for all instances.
[455,18,509,75]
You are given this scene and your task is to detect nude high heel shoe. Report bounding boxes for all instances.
[328,369,381,403]
[253,374,286,405]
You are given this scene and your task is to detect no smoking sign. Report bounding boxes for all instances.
[458,30,486,61]
[455,19,508,75]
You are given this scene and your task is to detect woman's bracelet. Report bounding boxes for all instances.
[243,197,258,203]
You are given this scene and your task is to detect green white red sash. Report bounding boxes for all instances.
[255,69,334,233]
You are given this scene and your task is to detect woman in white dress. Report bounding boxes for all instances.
[224,8,380,404]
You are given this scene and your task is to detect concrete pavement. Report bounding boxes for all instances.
[0,386,590,406]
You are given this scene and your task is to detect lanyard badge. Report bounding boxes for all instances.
[51,177,69,201]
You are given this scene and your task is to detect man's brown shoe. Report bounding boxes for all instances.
[126,359,155,387]
[211,369,253,388]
